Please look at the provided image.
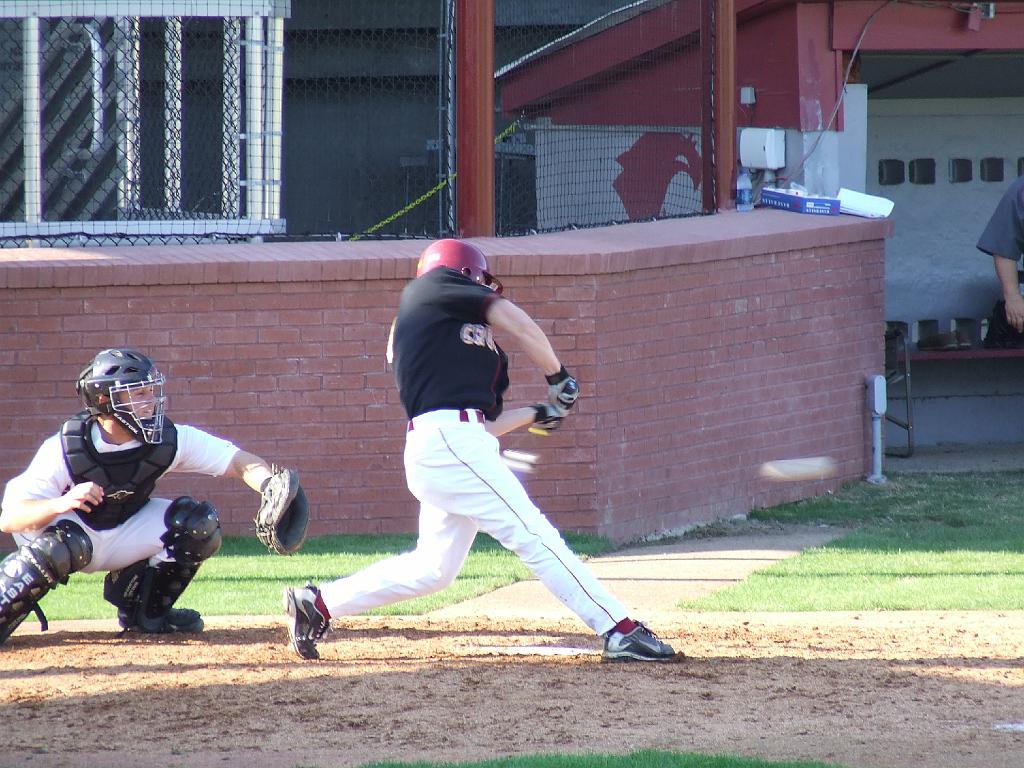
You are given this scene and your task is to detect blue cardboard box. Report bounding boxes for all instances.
[759,187,840,216]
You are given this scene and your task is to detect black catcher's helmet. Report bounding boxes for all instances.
[76,348,167,444]
[415,239,502,294]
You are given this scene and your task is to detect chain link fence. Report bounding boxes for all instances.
[1,0,712,247]
[0,1,284,247]
[281,0,448,241]
[494,0,708,235]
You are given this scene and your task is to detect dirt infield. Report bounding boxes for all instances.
[2,527,1023,768]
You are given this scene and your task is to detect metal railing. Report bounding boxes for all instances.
[0,0,288,246]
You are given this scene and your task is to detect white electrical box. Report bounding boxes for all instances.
[866,374,887,416]
[739,127,786,170]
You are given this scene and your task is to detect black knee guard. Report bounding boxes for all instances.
[160,496,222,565]
[0,521,92,644]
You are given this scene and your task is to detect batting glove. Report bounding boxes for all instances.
[546,366,579,416]
[532,402,564,431]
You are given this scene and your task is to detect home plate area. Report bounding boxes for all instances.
[1,612,1022,768]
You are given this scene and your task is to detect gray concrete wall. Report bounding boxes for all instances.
[867,97,1024,334]
[886,356,1024,452]
[869,98,1024,448]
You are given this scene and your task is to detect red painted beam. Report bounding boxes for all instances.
[832,1,1024,50]
[499,2,701,115]
[456,0,494,237]
[717,0,737,210]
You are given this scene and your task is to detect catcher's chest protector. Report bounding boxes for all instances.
[61,413,178,530]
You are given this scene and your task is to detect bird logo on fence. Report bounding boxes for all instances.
[613,132,702,220]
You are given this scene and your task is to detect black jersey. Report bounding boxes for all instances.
[393,268,508,419]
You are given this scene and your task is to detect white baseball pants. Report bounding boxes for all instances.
[318,409,627,635]
[14,498,177,573]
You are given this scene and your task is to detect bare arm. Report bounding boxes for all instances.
[484,406,539,437]
[223,450,274,493]
[994,255,1024,332]
[485,298,562,377]
[0,482,104,533]
[386,317,396,366]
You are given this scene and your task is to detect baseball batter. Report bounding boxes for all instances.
[284,239,677,662]
[0,348,279,643]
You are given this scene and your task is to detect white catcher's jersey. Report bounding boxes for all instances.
[2,422,239,572]
[2,422,237,510]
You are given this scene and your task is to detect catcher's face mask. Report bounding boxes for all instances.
[109,375,167,444]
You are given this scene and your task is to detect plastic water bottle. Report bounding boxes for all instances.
[736,167,754,212]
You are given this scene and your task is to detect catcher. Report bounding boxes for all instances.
[0,348,308,645]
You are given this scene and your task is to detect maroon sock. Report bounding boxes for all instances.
[612,618,637,635]
[315,591,331,620]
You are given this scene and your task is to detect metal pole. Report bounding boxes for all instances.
[699,0,715,214]
[439,0,456,235]
[86,21,104,154]
[222,18,242,218]
[264,15,284,221]
[714,0,736,210]
[866,375,887,485]
[454,0,494,236]
[245,15,265,222]
[23,16,42,224]
[116,17,141,217]
[164,17,183,213]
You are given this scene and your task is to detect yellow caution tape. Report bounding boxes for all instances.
[349,120,521,242]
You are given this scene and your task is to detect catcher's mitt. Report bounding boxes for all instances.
[255,467,309,555]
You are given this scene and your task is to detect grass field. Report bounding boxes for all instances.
[683,471,1024,611]
[31,470,1024,619]
[31,531,615,620]
[363,751,850,768]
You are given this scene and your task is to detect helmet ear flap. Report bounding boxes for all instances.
[482,270,503,295]
[75,366,88,399]
[76,365,111,416]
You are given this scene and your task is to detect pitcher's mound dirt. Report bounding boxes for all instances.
[2,524,1022,768]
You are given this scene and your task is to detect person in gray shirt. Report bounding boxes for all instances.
[978,174,1024,332]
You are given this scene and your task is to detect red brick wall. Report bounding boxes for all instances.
[0,212,889,545]
[590,238,886,541]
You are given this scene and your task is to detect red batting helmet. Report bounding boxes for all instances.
[415,239,502,293]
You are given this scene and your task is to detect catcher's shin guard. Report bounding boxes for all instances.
[0,521,92,644]
[107,559,204,633]
[105,497,220,634]
[103,558,148,617]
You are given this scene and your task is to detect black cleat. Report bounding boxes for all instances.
[602,622,679,662]
[283,582,330,660]
[119,607,204,634]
